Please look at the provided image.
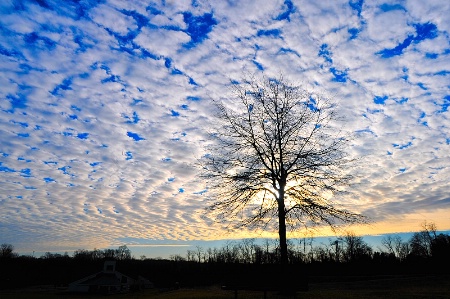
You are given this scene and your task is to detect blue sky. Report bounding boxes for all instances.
[1,0,449,258]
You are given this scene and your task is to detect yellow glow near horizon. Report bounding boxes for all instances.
[203,207,450,241]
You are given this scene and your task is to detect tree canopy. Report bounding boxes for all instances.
[202,74,365,266]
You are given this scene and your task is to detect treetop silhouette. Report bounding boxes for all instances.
[202,73,366,267]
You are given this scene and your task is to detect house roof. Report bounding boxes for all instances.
[70,270,134,287]
[78,272,121,286]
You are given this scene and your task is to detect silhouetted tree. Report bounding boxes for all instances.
[409,221,437,258]
[116,245,131,260]
[0,243,17,258]
[221,241,240,263]
[397,241,411,261]
[170,254,186,262]
[186,249,195,262]
[381,234,410,261]
[103,248,117,259]
[92,248,103,260]
[312,245,330,263]
[238,239,257,263]
[42,252,64,259]
[73,249,94,260]
[431,233,450,261]
[342,232,372,262]
[194,246,204,263]
[202,74,365,275]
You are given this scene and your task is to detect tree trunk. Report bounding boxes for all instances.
[277,194,288,267]
[278,196,294,295]
[277,174,289,266]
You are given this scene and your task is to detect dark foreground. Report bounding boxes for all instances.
[2,274,449,299]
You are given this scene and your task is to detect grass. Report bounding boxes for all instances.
[306,274,450,299]
[1,275,449,299]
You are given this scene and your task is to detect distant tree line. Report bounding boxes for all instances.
[178,223,450,264]
[1,222,449,290]
[172,222,449,265]
[0,245,133,290]
[1,222,449,265]
[0,244,132,261]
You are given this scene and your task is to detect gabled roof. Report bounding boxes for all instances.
[76,272,122,286]
[70,269,134,287]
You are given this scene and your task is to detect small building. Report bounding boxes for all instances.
[69,261,136,294]
[137,275,154,289]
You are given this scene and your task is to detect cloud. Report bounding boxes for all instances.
[0,0,449,254]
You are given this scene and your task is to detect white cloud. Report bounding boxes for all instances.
[89,4,137,35]
[0,0,449,255]
[135,27,190,57]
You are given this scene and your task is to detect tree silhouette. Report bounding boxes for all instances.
[0,243,16,258]
[202,74,365,276]
[410,221,437,258]
[342,231,372,262]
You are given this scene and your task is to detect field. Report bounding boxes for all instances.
[2,275,450,299]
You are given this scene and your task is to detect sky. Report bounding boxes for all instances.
[0,0,449,259]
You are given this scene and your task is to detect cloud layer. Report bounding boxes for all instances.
[0,0,449,253]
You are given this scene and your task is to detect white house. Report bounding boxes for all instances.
[68,261,136,294]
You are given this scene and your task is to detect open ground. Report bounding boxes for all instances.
[2,274,449,299]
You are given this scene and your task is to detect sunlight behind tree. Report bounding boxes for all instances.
[201,73,366,270]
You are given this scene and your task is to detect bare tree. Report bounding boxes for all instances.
[381,235,397,256]
[195,246,204,263]
[186,249,195,262]
[202,74,365,270]
[431,233,450,260]
[342,231,372,262]
[409,221,437,258]
[381,234,406,259]
[398,241,411,261]
[116,245,131,260]
[0,243,17,258]
[170,254,186,262]
[238,239,255,263]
